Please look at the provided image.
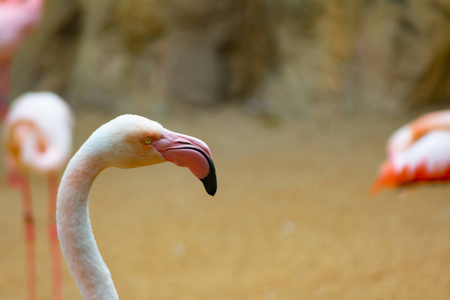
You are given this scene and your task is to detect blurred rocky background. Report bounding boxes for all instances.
[11,0,450,118]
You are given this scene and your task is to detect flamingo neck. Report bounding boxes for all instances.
[56,150,119,300]
[25,0,45,15]
[8,121,71,173]
[0,61,10,121]
[23,135,64,173]
[411,111,450,141]
[18,0,45,31]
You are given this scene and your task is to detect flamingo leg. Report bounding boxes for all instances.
[48,172,63,300]
[18,173,37,300]
[0,60,11,121]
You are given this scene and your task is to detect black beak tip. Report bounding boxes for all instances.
[179,146,217,196]
[200,158,217,196]
[201,177,217,196]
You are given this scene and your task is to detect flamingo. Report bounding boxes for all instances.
[56,114,216,299]
[372,110,450,193]
[0,0,45,119]
[3,91,74,300]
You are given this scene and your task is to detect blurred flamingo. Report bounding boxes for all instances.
[57,115,217,299]
[3,92,74,300]
[372,110,450,194]
[0,0,45,119]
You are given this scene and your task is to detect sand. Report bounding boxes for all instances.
[1,107,450,299]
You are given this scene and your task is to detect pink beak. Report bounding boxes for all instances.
[152,129,217,196]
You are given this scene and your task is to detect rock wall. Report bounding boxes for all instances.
[263,0,450,117]
[11,0,450,116]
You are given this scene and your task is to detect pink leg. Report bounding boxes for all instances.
[19,174,37,300]
[0,167,36,299]
[48,172,63,300]
[0,60,11,121]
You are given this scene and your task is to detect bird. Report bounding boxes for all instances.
[0,0,45,120]
[371,110,450,194]
[56,114,217,300]
[3,91,74,300]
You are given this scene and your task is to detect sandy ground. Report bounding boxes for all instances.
[1,107,450,300]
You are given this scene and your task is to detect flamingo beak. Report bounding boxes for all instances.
[152,129,217,196]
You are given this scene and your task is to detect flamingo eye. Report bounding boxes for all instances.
[145,138,152,145]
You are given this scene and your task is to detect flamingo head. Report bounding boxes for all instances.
[89,114,217,196]
[387,125,413,156]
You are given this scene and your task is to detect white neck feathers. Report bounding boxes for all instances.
[56,148,119,300]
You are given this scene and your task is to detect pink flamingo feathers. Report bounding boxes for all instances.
[0,0,45,119]
[372,110,450,194]
[56,115,216,299]
[3,91,74,300]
